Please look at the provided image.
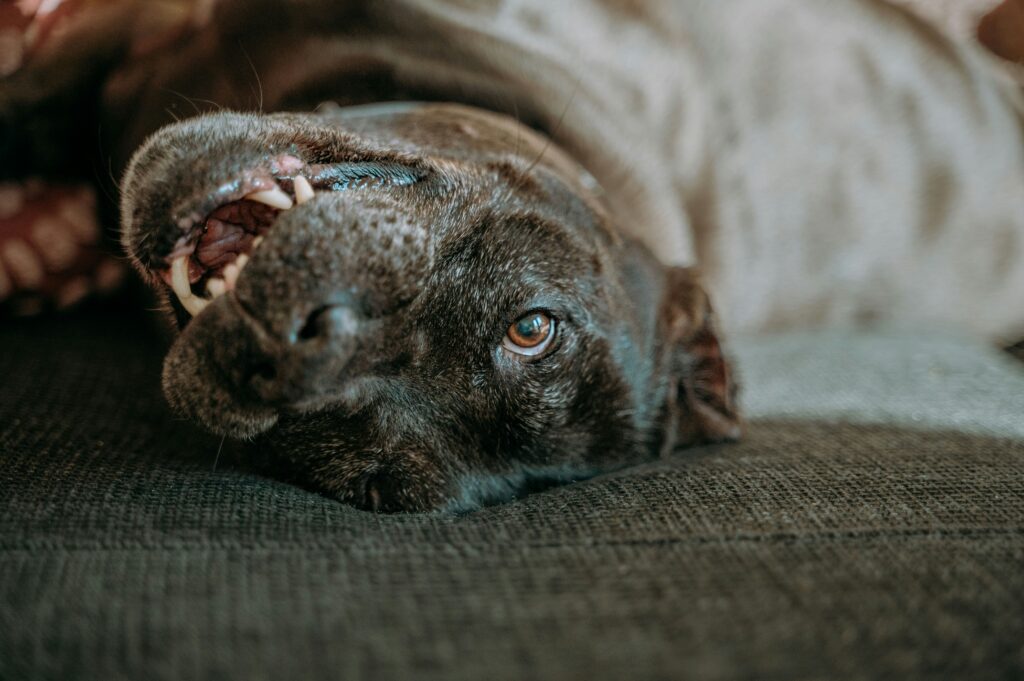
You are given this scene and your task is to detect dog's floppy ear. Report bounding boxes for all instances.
[657,267,742,454]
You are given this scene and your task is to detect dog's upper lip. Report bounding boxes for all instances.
[159,158,428,266]
[164,153,307,264]
[153,157,430,319]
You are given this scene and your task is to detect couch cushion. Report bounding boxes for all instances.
[1,307,1022,680]
[735,330,1024,437]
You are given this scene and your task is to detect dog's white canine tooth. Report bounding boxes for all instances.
[223,262,240,289]
[207,278,226,298]
[182,295,209,315]
[171,255,209,316]
[252,236,264,249]
[293,175,314,204]
[235,253,249,272]
[171,255,193,300]
[246,186,293,210]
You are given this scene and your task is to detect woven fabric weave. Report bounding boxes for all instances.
[1,308,1022,680]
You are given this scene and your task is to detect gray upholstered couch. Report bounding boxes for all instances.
[2,303,1022,680]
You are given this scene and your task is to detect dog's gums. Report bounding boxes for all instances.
[169,182,292,315]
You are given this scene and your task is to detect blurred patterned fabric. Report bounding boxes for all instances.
[0,0,208,314]
[0,0,1020,315]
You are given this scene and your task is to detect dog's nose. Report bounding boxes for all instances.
[243,302,364,406]
[160,294,373,438]
[296,304,352,342]
[160,189,430,436]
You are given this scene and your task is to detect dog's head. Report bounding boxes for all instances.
[120,103,740,512]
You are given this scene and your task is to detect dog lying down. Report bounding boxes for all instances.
[6,0,1024,511]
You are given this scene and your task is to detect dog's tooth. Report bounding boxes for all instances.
[207,277,227,298]
[293,175,314,204]
[235,253,249,273]
[170,256,194,301]
[170,255,208,316]
[182,294,209,316]
[246,186,293,210]
[252,236,264,249]
[223,262,239,290]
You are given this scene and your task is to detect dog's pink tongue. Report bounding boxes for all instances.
[196,219,254,270]
[194,199,277,272]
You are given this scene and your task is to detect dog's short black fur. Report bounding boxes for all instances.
[120,106,739,512]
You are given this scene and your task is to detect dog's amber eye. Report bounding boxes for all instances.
[502,311,555,357]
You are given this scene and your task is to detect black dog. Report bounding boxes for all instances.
[120,105,740,512]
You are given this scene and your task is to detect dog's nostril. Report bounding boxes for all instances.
[297,305,333,341]
[296,304,360,343]
[241,304,360,405]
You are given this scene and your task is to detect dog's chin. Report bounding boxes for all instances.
[261,414,600,514]
[256,412,461,513]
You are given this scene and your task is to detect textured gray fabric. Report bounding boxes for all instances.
[1,309,1023,681]
[734,330,1024,439]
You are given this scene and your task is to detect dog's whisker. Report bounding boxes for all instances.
[516,72,584,188]
[206,277,226,298]
[212,434,226,473]
[239,42,264,113]
[164,88,203,116]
